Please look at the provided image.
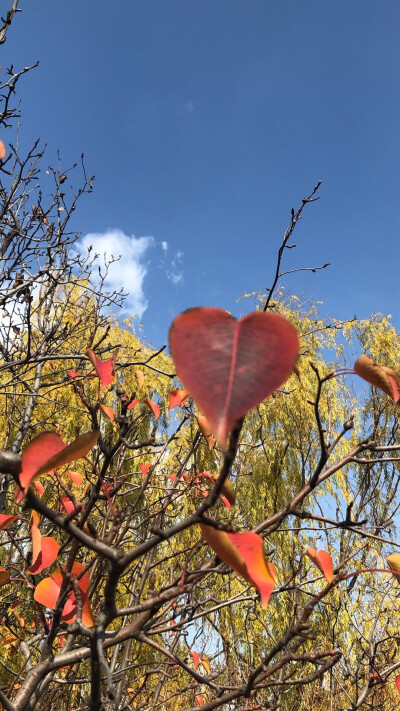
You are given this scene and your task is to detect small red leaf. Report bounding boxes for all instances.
[306,547,334,583]
[169,308,299,445]
[0,140,6,160]
[140,463,151,478]
[396,676,400,695]
[33,481,45,496]
[169,388,188,410]
[143,398,160,419]
[195,695,204,706]
[0,514,18,530]
[67,370,80,379]
[66,470,83,486]
[61,496,77,514]
[127,398,139,411]
[85,347,119,388]
[190,650,200,668]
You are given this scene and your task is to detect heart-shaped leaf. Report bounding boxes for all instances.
[354,355,400,402]
[200,522,277,607]
[169,308,299,444]
[306,547,334,583]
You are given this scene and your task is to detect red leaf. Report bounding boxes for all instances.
[169,474,177,482]
[169,388,188,410]
[17,431,98,500]
[396,676,400,695]
[143,398,160,419]
[306,547,334,583]
[220,495,231,508]
[140,463,151,478]
[27,512,59,575]
[169,308,299,445]
[0,567,10,586]
[0,514,18,530]
[19,433,65,490]
[0,140,6,160]
[67,370,80,379]
[195,695,204,706]
[61,496,77,514]
[99,404,115,422]
[200,523,277,608]
[190,650,200,668]
[33,481,44,496]
[85,347,119,388]
[127,398,139,411]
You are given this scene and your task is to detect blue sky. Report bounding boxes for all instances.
[4,1,400,348]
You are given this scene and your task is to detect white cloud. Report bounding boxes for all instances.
[166,250,184,285]
[161,240,168,251]
[79,229,154,317]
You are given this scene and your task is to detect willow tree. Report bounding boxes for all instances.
[2,4,400,711]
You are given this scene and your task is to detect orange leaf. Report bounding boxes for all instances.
[143,398,160,419]
[0,567,10,586]
[0,140,6,160]
[66,470,83,486]
[306,547,334,583]
[61,496,79,514]
[354,355,400,402]
[85,347,119,388]
[135,370,145,389]
[190,650,200,668]
[200,523,277,607]
[197,415,215,450]
[34,562,93,627]
[0,514,18,530]
[195,695,204,706]
[99,404,115,422]
[169,388,188,410]
[386,554,400,583]
[200,655,211,675]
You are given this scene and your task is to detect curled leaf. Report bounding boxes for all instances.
[354,355,400,402]
[0,567,10,586]
[27,511,59,575]
[387,554,400,583]
[306,547,334,583]
[169,308,299,445]
[197,415,215,450]
[200,522,277,607]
